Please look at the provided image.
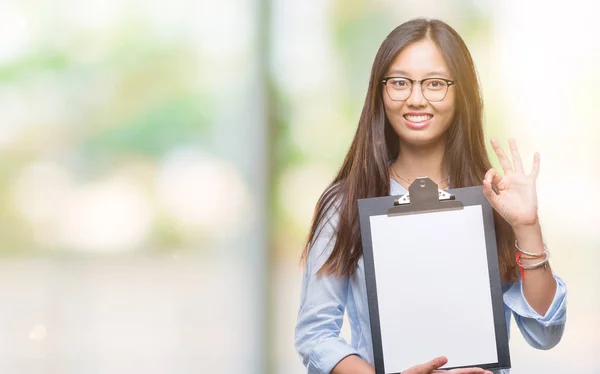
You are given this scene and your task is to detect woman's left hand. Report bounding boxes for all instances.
[483,138,540,229]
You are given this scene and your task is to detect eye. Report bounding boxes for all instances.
[425,79,447,90]
[389,78,410,89]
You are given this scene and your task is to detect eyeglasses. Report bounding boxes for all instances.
[381,77,455,102]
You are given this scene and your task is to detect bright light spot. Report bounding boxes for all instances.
[29,324,47,341]
[157,149,250,238]
[57,175,153,253]
[0,4,31,63]
[491,0,600,241]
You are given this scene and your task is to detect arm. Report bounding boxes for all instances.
[503,224,567,350]
[331,355,374,374]
[294,210,372,373]
[504,275,567,350]
[512,222,557,315]
[484,138,567,350]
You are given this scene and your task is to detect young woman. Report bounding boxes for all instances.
[294,18,566,374]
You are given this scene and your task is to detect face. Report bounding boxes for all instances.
[382,39,456,148]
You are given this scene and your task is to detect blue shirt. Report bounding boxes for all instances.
[294,179,567,374]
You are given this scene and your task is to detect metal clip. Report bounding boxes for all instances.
[395,188,454,206]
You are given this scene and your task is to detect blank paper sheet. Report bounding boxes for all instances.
[369,205,497,373]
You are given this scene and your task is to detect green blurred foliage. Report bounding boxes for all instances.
[0,14,214,255]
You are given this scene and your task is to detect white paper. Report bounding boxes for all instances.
[369,205,497,373]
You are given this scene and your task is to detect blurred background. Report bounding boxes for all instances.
[0,0,598,373]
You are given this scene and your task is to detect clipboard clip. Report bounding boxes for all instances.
[388,177,464,216]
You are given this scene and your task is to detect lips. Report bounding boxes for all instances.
[403,113,433,129]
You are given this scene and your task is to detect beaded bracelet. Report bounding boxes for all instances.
[519,254,544,261]
[517,251,550,270]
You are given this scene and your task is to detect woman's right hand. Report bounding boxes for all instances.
[402,356,493,374]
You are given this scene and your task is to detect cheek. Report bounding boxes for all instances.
[382,89,391,111]
[435,102,454,118]
[433,97,456,124]
[382,92,403,117]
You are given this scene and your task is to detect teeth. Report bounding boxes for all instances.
[405,115,432,123]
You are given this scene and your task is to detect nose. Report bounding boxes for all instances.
[406,82,427,107]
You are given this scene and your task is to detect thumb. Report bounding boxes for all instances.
[415,356,448,372]
[482,179,500,208]
[482,168,500,207]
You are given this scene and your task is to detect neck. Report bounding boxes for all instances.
[391,139,448,187]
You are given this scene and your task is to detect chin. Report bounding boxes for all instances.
[397,130,444,147]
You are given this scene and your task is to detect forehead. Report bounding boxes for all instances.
[387,39,450,77]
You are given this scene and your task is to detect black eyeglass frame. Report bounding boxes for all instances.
[381,76,455,102]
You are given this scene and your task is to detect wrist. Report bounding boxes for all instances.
[512,219,541,238]
[512,219,545,256]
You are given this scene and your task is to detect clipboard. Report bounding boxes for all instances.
[358,177,510,373]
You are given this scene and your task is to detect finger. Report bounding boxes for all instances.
[530,151,540,178]
[415,356,448,372]
[509,138,524,173]
[483,168,502,186]
[491,137,513,174]
[483,177,500,209]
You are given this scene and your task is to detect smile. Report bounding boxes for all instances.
[403,114,433,123]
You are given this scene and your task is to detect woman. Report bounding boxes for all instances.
[294,18,566,374]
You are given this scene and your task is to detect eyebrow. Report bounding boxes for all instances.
[386,69,451,78]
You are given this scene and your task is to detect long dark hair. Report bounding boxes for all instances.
[302,18,518,283]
